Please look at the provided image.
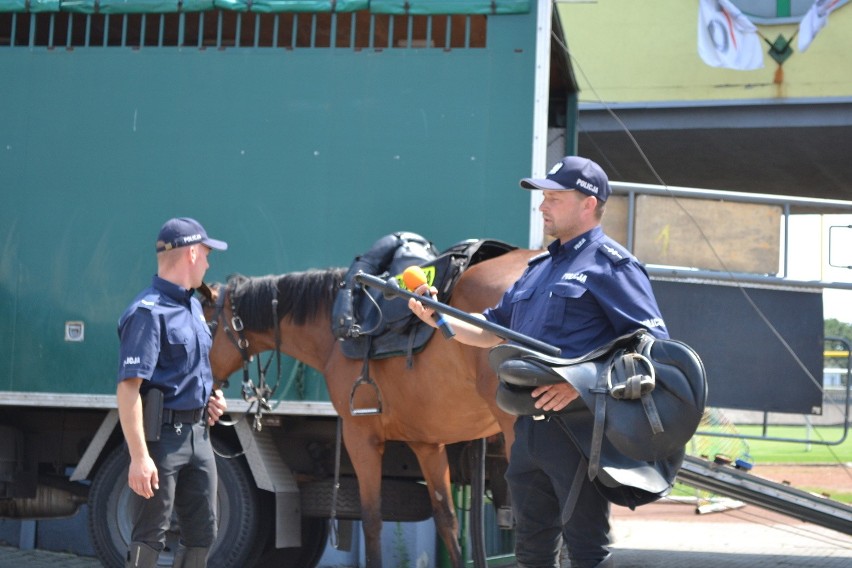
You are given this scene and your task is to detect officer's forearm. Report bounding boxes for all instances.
[444,313,503,348]
[117,378,149,462]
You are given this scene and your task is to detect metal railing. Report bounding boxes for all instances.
[611,181,852,447]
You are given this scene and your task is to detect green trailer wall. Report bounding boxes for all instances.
[0,7,539,397]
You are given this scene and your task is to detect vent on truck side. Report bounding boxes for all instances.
[0,10,487,50]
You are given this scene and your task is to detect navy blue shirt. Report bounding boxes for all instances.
[483,226,668,358]
[117,275,213,410]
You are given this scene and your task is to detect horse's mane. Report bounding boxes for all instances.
[226,267,346,330]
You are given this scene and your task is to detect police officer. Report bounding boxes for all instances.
[117,217,229,568]
[409,156,668,567]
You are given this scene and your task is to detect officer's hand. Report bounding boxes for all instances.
[207,389,227,426]
[407,285,439,327]
[531,383,579,412]
[128,456,159,499]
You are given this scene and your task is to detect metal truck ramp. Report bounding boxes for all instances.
[677,455,852,535]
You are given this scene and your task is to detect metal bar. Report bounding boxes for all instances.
[159,13,165,47]
[48,13,54,49]
[626,191,636,252]
[353,273,562,356]
[782,203,791,278]
[612,181,852,210]
[272,14,279,48]
[197,12,204,49]
[216,10,223,49]
[28,12,35,49]
[252,13,259,48]
[677,455,852,534]
[646,267,852,290]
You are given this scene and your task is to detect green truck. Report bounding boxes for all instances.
[0,1,565,565]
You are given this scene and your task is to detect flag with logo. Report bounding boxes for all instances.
[798,0,842,52]
[697,0,764,70]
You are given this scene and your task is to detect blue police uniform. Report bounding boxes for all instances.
[117,275,218,559]
[483,226,668,568]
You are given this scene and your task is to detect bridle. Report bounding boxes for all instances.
[207,279,283,431]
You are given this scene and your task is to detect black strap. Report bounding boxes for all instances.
[561,456,589,525]
[587,350,615,481]
[162,408,204,424]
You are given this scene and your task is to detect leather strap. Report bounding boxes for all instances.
[560,456,589,525]
[587,351,614,481]
[162,408,204,425]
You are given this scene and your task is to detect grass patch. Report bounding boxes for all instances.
[691,424,851,465]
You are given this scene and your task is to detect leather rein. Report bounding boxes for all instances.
[207,280,283,432]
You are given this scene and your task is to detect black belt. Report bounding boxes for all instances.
[162,407,205,425]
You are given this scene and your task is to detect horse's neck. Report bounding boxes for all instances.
[275,317,336,372]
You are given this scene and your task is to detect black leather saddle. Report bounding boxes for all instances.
[490,330,707,512]
[332,232,516,362]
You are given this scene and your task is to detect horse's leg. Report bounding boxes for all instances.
[475,350,517,457]
[341,419,386,568]
[407,441,462,568]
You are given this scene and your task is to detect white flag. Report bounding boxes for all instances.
[798,0,842,52]
[697,0,764,70]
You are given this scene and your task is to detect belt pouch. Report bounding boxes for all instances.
[142,389,164,442]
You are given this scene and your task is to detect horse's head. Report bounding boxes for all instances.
[201,278,254,385]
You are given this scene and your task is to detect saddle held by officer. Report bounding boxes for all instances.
[490,330,707,509]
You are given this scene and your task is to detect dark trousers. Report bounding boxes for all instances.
[506,416,610,568]
[128,422,218,551]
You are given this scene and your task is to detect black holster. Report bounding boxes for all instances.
[142,389,164,442]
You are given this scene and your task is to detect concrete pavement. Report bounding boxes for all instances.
[1,498,850,567]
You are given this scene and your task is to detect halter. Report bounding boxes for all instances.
[208,279,283,431]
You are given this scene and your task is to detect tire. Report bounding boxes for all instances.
[252,517,329,568]
[88,442,267,568]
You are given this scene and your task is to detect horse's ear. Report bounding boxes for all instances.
[197,281,217,304]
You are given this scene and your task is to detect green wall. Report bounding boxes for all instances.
[0,11,538,395]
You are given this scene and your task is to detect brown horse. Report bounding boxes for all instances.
[204,248,537,568]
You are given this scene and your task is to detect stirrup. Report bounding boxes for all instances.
[349,375,383,416]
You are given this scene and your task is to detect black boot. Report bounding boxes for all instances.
[172,545,210,568]
[126,541,160,568]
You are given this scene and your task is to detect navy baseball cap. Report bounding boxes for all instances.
[520,156,611,202]
[156,217,228,252]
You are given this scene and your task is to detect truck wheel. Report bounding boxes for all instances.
[88,443,267,567]
[253,517,328,568]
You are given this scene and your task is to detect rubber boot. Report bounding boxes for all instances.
[172,545,210,568]
[126,541,160,568]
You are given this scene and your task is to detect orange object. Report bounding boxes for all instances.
[402,265,428,291]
